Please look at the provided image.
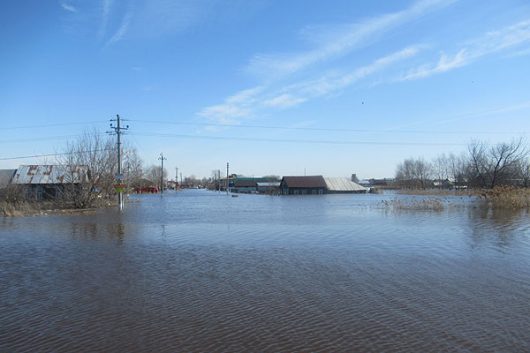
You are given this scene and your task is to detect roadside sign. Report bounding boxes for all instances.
[114,183,126,193]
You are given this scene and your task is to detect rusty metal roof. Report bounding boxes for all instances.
[281,176,327,188]
[12,165,89,185]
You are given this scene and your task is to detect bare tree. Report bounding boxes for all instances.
[60,130,117,208]
[123,147,144,189]
[487,138,527,188]
[395,157,432,189]
[432,154,449,186]
[518,158,530,187]
[467,138,528,188]
[145,165,167,189]
[467,140,489,187]
[447,152,468,186]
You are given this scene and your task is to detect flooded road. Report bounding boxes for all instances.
[1,189,529,352]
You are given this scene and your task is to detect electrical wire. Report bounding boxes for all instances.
[130,132,468,146]
[0,148,116,161]
[0,121,105,131]
[129,119,529,135]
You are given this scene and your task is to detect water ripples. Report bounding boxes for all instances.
[1,190,530,352]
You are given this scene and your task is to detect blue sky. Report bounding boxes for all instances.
[1,0,530,179]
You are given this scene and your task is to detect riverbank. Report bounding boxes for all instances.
[0,199,116,217]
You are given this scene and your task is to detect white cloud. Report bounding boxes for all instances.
[401,49,468,80]
[198,87,263,124]
[246,0,456,78]
[263,94,306,108]
[61,2,77,13]
[198,47,420,123]
[284,46,421,98]
[400,19,530,80]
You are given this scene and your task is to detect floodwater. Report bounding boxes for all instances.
[1,189,529,352]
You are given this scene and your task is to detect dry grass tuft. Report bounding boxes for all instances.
[382,198,445,211]
[480,187,530,210]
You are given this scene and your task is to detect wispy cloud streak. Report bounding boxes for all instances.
[246,0,456,78]
[198,87,263,124]
[199,47,420,123]
[105,7,134,46]
[401,19,530,80]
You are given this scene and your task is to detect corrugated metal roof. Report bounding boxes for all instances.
[324,177,368,192]
[12,165,89,185]
[256,182,281,187]
[0,169,16,188]
[282,176,327,188]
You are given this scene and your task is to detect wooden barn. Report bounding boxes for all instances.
[280,176,327,195]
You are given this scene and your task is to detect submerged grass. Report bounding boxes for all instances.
[480,187,530,210]
[382,198,445,212]
[393,187,530,210]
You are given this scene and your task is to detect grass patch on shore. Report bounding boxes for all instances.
[0,199,116,217]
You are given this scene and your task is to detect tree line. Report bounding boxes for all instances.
[395,138,529,189]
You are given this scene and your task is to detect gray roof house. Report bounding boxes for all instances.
[11,165,90,200]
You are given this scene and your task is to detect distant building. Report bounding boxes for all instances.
[359,178,397,189]
[231,179,259,193]
[11,165,89,200]
[256,181,281,194]
[228,176,281,194]
[280,176,327,195]
[133,178,159,193]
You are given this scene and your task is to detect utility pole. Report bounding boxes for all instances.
[108,114,129,211]
[226,162,229,195]
[175,167,178,190]
[218,169,221,193]
[158,153,167,193]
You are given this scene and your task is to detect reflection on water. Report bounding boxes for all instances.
[1,189,529,352]
[467,207,529,250]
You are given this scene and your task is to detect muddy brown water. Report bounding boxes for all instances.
[1,189,529,352]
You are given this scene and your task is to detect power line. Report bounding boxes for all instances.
[0,134,90,144]
[130,132,468,146]
[0,121,105,131]
[0,148,116,161]
[129,119,529,135]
